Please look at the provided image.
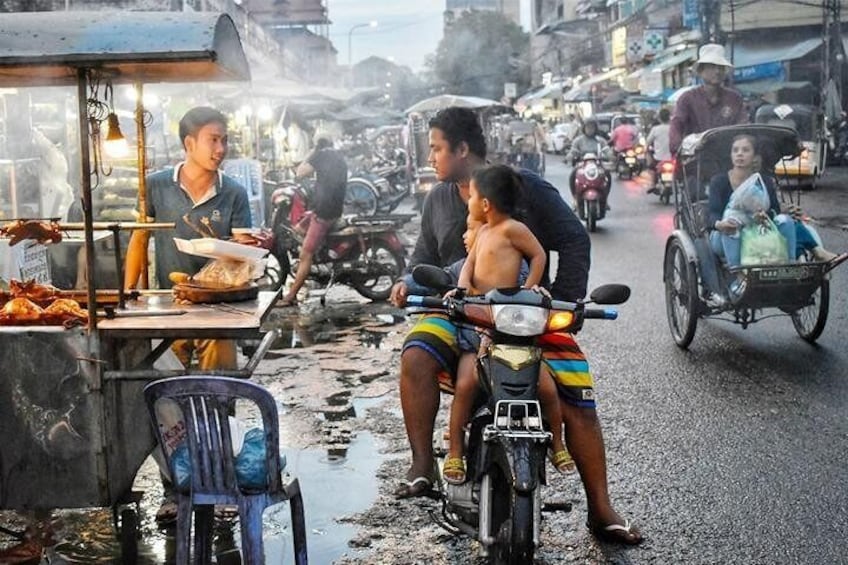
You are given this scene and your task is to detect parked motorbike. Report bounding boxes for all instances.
[573,153,610,232]
[269,180,408,301]
[345,151,410,216]
[654,158,675,205]
[405,265,629,564]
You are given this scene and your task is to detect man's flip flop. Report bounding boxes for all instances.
[587,519,643,545]
[394,476,435,499]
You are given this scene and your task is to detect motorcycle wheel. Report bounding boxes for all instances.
[586,201,598,232]
[659,185,671,205]
[791,253,829,342]
[351,242,406,301]
[344,182,378,217]
[490,469,534,565]
[664,238,698,348]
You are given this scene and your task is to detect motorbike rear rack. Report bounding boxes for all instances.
[484,400,551,442]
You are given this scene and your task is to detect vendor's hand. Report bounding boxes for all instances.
[443,288,459,299]
[389,281,408,308]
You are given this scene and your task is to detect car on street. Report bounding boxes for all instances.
[546,122,575,153]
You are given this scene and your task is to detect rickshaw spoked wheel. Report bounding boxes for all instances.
[791,275,829,343]
[664,238,699,348]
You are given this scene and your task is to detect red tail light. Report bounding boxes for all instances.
[661,161,675,173]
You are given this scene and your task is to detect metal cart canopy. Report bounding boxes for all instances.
[0,11,250,86]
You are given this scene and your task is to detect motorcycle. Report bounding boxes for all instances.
[573,153,610,232]
[269,180,409,301]
[616,146,642,180]
[405,265,629,564]
[655,158,675,205]
[345,150,410,216]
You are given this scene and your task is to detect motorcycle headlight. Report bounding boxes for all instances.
[584,164,599,179]
[492,305,549,336]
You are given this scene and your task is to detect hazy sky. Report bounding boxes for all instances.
[328,0,530,72]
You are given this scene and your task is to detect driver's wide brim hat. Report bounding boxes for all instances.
[694,43,733,71]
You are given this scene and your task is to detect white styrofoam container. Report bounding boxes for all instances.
[173,238,269,262]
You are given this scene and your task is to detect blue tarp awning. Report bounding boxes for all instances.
[731,37,821,69]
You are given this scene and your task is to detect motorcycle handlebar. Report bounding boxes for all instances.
[405,295,446,308]
[583,308,618,320]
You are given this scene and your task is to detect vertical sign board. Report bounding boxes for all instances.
[683,0,700,30]
[504,82,517,98]
[612,27,628,68]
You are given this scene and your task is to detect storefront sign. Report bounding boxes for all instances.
[612,27,628,68]
[733,61,785,83]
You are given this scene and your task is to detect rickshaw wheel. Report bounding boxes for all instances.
[119,508,139,564]
[791,278,829,343]
[664,238,698,348]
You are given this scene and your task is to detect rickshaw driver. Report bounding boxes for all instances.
[669,43,747,306]
[390,107,642,545]
[669,43,747,154]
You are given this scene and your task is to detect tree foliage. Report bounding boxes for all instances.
[427,11,530,100]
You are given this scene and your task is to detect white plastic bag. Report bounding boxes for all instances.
[723,173,770,228]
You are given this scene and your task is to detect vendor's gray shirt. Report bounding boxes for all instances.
[143,165,252,288]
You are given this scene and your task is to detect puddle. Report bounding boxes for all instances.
[0,398,387,565]
[264,302,405,352]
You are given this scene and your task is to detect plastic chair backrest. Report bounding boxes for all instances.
[144,376,282,495]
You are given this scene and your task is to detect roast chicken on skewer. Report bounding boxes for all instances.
[0,219,63,246]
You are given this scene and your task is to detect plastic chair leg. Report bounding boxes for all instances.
[175,497,193,565]
[238,498,266,565]
[193,505,215,565]
[289,488,309,565]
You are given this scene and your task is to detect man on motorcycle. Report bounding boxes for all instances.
[610,117,638,155]
[568,118,612,209]
[646,108,672,195]
[389,107,642,545]
[280,136,348,306]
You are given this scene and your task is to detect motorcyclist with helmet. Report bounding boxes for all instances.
[567,118,612,209]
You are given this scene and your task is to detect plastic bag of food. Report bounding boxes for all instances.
[740,219,788,266]
[193,258,253,288]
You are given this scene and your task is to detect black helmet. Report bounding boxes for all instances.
[582,118,598,134]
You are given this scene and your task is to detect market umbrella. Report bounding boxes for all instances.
[405,94,507,114]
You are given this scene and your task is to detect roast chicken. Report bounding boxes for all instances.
[2,297,44,321]
[0,280,87,325]
[44,298,88,321]
[0,219,63,247]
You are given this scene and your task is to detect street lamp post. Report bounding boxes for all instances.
[347,20,378,70]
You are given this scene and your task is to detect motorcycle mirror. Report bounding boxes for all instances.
[412,264,454,291]
[588,284,630,305]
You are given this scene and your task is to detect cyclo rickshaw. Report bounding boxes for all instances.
[663,124,841,349]
[754,104,826,188]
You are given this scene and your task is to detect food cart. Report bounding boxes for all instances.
[0,11,280,562]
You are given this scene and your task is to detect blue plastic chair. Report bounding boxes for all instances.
[144,376,308,565]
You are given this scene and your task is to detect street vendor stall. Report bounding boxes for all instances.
[0,11,280,562]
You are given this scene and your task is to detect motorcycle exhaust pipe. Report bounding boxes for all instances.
[478,473,495,548]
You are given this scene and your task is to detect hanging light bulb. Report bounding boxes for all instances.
[104,112,130,159]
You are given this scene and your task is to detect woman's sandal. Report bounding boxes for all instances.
[443,457,467,485]
[550,449,576,474]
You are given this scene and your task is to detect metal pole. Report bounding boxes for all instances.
[77,68,98,331]
[134,81,149,290]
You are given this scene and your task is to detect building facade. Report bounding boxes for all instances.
[445,0,521,28]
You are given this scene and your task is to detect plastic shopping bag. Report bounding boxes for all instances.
[740,219,788,266]
[723,173,770,228]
